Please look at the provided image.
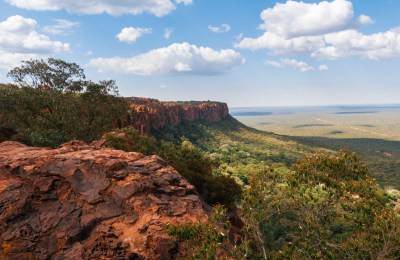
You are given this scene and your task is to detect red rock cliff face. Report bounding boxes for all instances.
[0,141,209,259]
[125,98,229,134]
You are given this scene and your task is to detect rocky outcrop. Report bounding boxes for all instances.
[125,98,229,134]
[0,141,209,259]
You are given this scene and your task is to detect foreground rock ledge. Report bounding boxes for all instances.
[0,141,209,259]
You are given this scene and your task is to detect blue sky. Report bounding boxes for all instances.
[0,0,399,107]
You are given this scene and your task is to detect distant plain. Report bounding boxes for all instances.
[232,105,400,188]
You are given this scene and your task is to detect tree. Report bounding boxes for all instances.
[0,58,128,147]
[241,150,400,259]
[7,58,86,92]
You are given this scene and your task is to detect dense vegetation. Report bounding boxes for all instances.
[103,128,242,207]
[0,58,128,147]
[242,151,400,259]
[155,117,400,259]
[153,116,328,185]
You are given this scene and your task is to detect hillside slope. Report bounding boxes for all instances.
[152,116,332,184]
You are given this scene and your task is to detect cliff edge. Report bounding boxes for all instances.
[0,141,209,259]
[124,98,229,134]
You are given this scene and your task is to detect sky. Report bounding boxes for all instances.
[0,0,400,107]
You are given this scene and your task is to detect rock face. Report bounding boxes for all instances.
[0,141,209,259]
[125,98,229,134]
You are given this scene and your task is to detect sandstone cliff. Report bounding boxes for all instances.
[125,98,229,134]
[0,141,209,259]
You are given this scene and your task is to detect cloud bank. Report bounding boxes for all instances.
[90,42,245,76]
[236,0,400,60]
[0,15,70,69]
[6,0,192,17]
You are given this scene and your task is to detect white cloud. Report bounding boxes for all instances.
[0,15,70,70]
[42,19,79,35]
[236,32,325,54]
[89,42,245,76]
[0,53,42,70]
[160,84,167,88]
[116,27,152,44]
[164,28,174,39]
[236,0,400,60]
[258,0,368,38]
[280,59,314,72]
[6,0,191,17]
[265,58,328,72]
[358,15,374,26]
[313,28,400,59]
[175,0,193,6]
[208,24,231,33]
[318,64,329,71]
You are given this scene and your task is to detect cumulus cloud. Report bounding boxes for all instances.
[42,19,79,35]
[89,42,245,76]
[6,0,192,17]
[208,24,231,33]
[237,32,325,54]
[164,28,174,39]
[236,0,398,60]
[313,28,400,59]
[116,27,152,44]
[265,59,328,72]
[0,15,70,69]
[258,0,368,38]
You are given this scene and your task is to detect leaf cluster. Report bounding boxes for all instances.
[241,150,400,259]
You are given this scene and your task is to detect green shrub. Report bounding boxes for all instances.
[0,59,128,147]
[167,205,243,260]
[241,150,400,259]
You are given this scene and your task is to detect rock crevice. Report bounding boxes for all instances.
[0,141,209,259]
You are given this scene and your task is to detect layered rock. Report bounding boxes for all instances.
[0,141,209,259]
[125,98,229,134]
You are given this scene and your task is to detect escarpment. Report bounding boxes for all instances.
[0,141,209,259]
[124,98,229,134]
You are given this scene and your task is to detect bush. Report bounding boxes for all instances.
[0,59,128,147]
[167,205,243,259]
[241,150,400,259]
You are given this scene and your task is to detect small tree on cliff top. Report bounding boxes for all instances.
[7,58,86,92]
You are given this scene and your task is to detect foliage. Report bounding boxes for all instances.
[241,150,400,259]
[104,128,242,206]
[167,205,243,259]
[7,58,86,92]
[153,116,320,186]
[0,59,128,147]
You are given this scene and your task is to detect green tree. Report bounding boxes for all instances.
[0,59,128,147]
[241,150,400,259]
[7,58,86,92]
